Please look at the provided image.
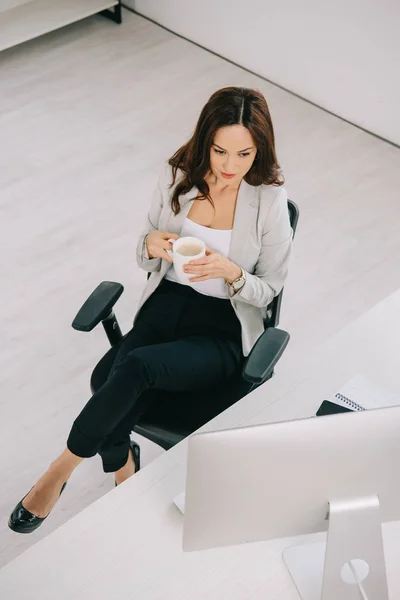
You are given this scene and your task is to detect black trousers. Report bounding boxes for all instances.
[66,279,243,472]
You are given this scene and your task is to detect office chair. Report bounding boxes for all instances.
[72,200,299,450]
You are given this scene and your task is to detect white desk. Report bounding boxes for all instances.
[1,290,400,599]
[0,0,119,53]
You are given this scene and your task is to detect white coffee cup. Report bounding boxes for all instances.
[168,236,206,284]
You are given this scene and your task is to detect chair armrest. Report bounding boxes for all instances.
[242,327,290,385]
[72,281,124,332]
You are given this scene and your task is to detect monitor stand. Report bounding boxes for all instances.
[283,495,389,600]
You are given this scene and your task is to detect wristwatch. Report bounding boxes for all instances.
[228,268,246,296]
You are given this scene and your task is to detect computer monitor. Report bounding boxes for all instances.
[180,406,400,600]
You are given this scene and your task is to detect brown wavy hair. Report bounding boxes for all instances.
[168,86,283,214]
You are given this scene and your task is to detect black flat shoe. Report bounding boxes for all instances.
[115,441,141,487]
[8,481,67,534]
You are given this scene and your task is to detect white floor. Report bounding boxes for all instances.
[1,8,399,569]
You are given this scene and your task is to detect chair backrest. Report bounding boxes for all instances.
[265,198,299,328]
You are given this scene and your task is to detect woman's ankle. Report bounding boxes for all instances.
[49,448,84,479]
[114,470,135,486]
[114,448,136,484]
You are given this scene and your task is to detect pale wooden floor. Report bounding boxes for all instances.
[1,8,399,568]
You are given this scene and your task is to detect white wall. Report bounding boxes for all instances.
[126,0,400,146]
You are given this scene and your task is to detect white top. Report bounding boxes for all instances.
[165,217,232,299]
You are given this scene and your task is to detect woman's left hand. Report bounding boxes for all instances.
[183,249,242,284]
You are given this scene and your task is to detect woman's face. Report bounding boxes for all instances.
[209,125,257,186]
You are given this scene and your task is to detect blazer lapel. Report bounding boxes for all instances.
[228,179,258,267]
[163,185,197,236]
[160,185,198,276]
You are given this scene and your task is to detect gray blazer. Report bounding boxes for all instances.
[135,164,293,356]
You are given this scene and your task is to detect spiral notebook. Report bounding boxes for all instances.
[328,374,400,411]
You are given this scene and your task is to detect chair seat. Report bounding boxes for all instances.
[90,341,254,450]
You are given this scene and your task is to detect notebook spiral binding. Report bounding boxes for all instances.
[335,392,365,411]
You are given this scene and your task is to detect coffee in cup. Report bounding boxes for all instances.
[176,243,204,257]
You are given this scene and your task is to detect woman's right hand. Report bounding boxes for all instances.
[145,230,179,262]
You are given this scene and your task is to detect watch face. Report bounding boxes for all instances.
[233,278,244,290]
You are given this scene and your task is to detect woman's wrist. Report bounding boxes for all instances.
[144,235,153,259]
[225,264,242,285]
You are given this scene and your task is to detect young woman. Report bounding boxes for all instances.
[9,86,292,534]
